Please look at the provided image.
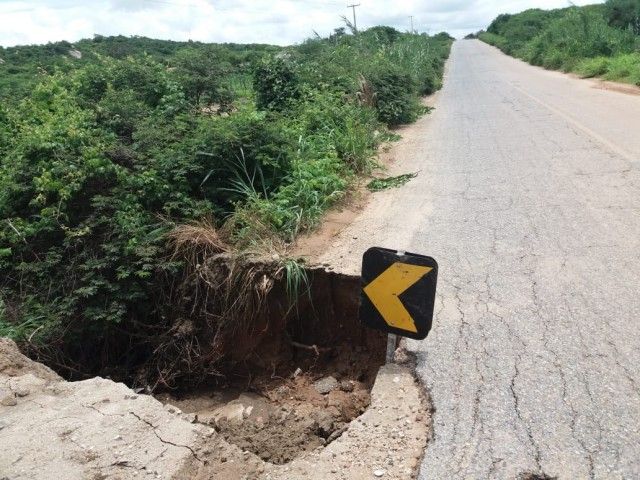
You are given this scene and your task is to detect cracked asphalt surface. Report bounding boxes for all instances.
[319,40,640,479]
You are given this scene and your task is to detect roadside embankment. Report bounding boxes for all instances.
[478,4,640,86]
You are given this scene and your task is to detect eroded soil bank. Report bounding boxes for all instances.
[150,258,387,465]
[0,256,430,479]
[132,254,385,390]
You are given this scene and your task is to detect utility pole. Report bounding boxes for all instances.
[347,3,360,31]
[409,15,414,34]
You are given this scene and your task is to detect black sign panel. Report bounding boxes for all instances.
[359,247,438,340]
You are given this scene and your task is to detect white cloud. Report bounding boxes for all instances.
[0,0,604,47]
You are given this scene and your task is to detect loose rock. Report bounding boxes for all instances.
[0,390,17,406]
[15,386,30,397]
[340,380,355,392]
[313,376,339,395]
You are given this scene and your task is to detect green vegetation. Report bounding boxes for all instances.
[0,29,451,377]
[479,1,640,85]
[0,36,279,105]
[606,0,640,34]
[367,172,418,192]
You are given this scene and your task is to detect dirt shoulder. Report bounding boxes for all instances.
[292,94,441,266]
[584,77,640,96]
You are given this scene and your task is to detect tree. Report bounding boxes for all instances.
[605,0,640,34]
[172,47,233,107]
[487,14,513,34]
[253,55,300,111]
[329,27,347,42]
[364,26,401,44]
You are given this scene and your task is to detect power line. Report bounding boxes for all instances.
[347,3,360,31]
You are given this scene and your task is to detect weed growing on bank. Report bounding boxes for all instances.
[478,1,640,85]
[367,172,418,192]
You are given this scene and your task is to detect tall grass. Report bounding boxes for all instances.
[576,53,640,84]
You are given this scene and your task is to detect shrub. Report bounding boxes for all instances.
[478,32,510,52]
[524,9,614,67]
[293,89,379,172]
[576,56,611,77]
[486,9,556,55]
[253,55,301,111]
[190,108,296,209]
[172,46,234,106]
[233,146,348,242]
[385,33,448,95]
[604,52,640,84]
[295,28,452,108]
[605,0,640,35]
[367,66,421,125]
[0,106,9,158]
[0,76,213,363]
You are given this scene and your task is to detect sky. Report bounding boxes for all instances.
[0,0,603,47]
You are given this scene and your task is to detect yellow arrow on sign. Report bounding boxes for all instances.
[363,262,432,333]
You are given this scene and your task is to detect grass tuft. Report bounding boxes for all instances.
[367,172,418,192]
[282,258,310,303]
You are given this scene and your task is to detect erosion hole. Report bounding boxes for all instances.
[156,265,387,464]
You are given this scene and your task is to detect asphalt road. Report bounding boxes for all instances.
[320,40,640,479]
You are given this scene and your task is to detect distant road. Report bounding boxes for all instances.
[321,40,640,479]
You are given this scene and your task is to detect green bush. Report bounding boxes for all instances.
[368,67,422,125]
[478,32,510,52]
[230,90,379,242]
[0,35,281,105]
[385,33,447,95]
[194,108,295,204]
[486,9,556,55]
[606,0,640,35]
[232,144,348,242]
[576,56,612,77]
[294,28,451,123]
[253,55,301,111]
[293,89,379,172]
[521,8,635,70]
[0,74,213,356]
[605,52,640,83]
[171,46,234,106]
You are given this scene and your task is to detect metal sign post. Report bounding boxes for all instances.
[385,334,397,364]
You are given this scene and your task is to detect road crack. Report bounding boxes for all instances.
[129,412,203,462]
